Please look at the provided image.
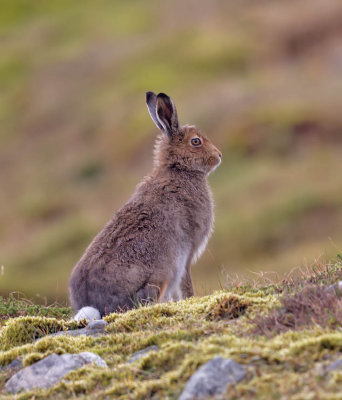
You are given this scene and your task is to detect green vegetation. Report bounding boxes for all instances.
[0,293,71,323]
[1,262,342,398]
[0,1,342,304]
[1,2,341,396]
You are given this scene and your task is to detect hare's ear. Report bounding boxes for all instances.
[155,93,179,137]
[146,91,164,131]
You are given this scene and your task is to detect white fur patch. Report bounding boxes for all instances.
[164,246,190,301]
[73,306,101,322]
[192,232,211,264]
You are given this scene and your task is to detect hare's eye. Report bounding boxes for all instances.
[191,137,202,147]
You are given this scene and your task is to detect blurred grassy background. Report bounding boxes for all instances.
[1,0,342,304]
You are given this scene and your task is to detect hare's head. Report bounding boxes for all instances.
[146,92,222,175]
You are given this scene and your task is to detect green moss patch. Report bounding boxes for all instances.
[0,316,81,351]
[2,274,342,399]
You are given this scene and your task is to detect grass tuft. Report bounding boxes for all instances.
[251,285,342,336]
[206,295,251,321]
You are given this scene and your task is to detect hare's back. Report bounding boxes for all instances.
[92,200,177,264]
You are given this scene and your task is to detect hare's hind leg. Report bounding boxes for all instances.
[135,281,170,304]
[158,281,170,302]
[159,280,186,302]
[134,282,160,307]
[180,269,194,298]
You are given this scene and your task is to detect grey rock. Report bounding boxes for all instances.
[47,320,108,338]
[325,281,342,296]
[86,319,107,331]
[327,359,342,372]
[74,352,107,367]
[178,357,246,400]
[4,352,107,394]
[127,345,159,363]
[50,328,87,337]
[1,357,23,371]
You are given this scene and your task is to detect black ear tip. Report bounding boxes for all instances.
[157,93,170,100]
[146,91,155,102]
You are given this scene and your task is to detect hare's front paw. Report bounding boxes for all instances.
[159,283,183,303]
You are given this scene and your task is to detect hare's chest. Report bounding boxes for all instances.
[191,198,214,263]
[165,244,190,301]
[191,219,213,264]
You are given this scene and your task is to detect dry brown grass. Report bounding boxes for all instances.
[252,284,342,336]
[206,295,251,321]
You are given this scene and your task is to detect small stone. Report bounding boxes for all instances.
[178,357,246,400]
[46,320,107,339]
[127,346,159,363]
[325,281,342,296]
[4,352,107,394]
[47,327,87,338]
[86,320,107,332]
[327,359,342,372]
[77,352,107,368]
[1,357,23,371]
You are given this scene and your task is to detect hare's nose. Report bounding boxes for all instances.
[217,151,222,159]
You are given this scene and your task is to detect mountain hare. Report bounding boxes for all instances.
[69,92,222,320]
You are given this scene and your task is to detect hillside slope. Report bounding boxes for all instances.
[1,262,342,399]
[1,0,342,302]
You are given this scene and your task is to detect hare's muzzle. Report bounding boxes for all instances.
[213,148,222,163]
[207,150,222,172]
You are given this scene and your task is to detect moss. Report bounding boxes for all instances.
[2,281,342,399]
[0,316,80,351]
[104,291,276,332]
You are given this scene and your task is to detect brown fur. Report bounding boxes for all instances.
[69,92,222,316]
